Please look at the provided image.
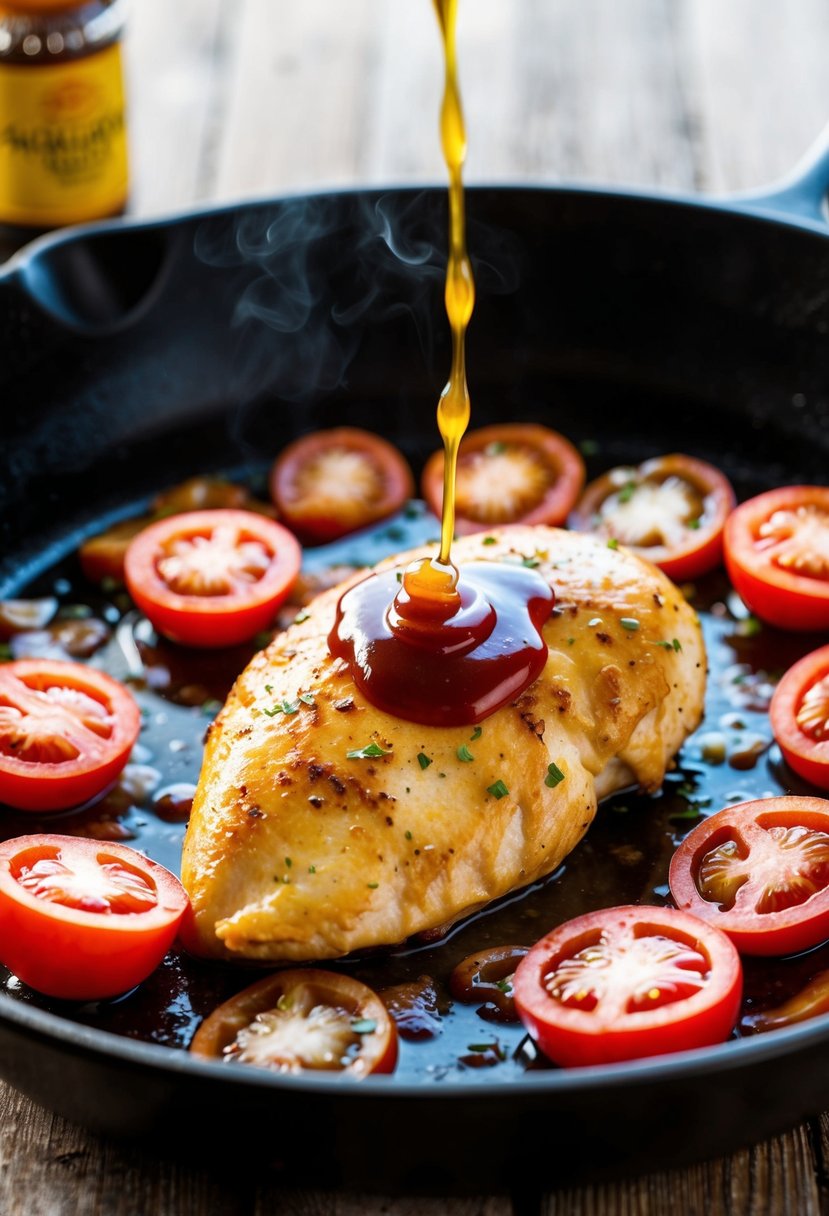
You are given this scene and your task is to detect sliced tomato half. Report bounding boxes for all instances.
[190,969,397,1077]
[0,834,188,999]
[568,454,735,581]
[421,423,585,534]
[723,486,829,631]
[669,797,829,956]
[270,427,414,543]
[0,660,140,812]
[512,905,742,1067]
[124,509,301,648]
[770,646,829,791]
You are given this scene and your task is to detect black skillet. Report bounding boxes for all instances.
[3,128,829,1190]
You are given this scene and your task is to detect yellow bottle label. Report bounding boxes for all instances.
[0,43,128,227]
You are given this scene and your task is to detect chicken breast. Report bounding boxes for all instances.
[181,527,705,961]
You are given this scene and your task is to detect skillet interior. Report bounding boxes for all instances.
[2,186,829,1188]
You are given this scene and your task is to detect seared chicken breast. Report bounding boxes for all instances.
[182,527,705,961]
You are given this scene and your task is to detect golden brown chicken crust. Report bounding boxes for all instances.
[181,527,705,961]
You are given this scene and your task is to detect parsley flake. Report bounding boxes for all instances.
[293,611,310,624]
[521,556,540,569]
[607,538,619,550]
[482,536,497,545]
[352,1019,377,1034]
[284,857,292,868]
[347,741,391,759]
[487,779,510,800]
[485,441,507,456]
[417,752,432,770]
[618,482,636,504]
[298,692,315,705]
[545,762,565,788]
[457,744,475,762]
[470,726,483,741]
[308,865,316,874]
[405,830,413,840]
[263,699,300,717]
[367,882,379,890]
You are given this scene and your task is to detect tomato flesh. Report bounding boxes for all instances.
[270,427,414,543]
[568,454,735,581]
[0,660,141,812]
[0,835,188,999]
[513,906,742,1067]
[669,797,829,955]
[190,969,397,1077]
[421,423,584,533]
[724,487,829,630]
[770,645,829,791]
[124,509,301,648]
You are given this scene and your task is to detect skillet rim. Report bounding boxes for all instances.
[3,178,829,1105]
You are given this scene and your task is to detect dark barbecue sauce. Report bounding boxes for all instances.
[329,560,553,726]
[328,0,554,723]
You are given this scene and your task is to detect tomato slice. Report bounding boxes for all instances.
[568,454,735,581]
[449,944,528,1023]
[124,509,301,648]
[770,645,829,791]
[0,834,188,999]
[669,797,829,956]
[270,427,414,543]
[723,487,829,630]
[421,423,584,534]
[190,969,397,1077]
[512,905,742,1067]
[0,660,140,812]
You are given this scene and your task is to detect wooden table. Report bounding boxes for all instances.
[4,1,829,1212]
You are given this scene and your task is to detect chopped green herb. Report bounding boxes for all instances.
[482,536,497,546]
[405,830,413,840]
[670,805,705,822]
[485,441,507,456]
[521,556,540,569]
[620,618,640,632]
[352,1019,377,1035]
[736,616,762,638]
[607,538,619,550]
[545,762,565,788]
[579,438,600,457]
[298,692,315,706]
[618,482,636,504]
[264,685,274,695]
[293,611,310,624]
[495,978,513,994]
[417,752,432,770]
[457,744,475,763]
[347,741,391,759]
[367,882,379,890]
[284,857,292,868]
[567,637,575,646]
[672,638,682,652]
[308,865,316,874]
[487,780,510,800]
[470,726,483,741]
[396,571,403,584]
[687,518,702,531]
[0,643,12,661]
[466,1042,506,1060]
[263,699,300,717]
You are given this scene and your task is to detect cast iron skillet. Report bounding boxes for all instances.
[3,129,829,1190]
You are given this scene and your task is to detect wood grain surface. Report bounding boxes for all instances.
[6,1,829,1212]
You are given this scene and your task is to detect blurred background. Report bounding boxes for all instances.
[125,0,829,217]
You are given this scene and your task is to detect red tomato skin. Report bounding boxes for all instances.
[421,423,585,534]
[270,428,414,543]
[670,798,829,956]
[771,646,829,791]
[0,836,188,1000]
[0,660,141,813]
[569,454,735,582]
[124,510,301,648]
[723,487,829,631]
[512,906,742,1068]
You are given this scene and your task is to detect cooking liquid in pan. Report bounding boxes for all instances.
[329,0,554,725]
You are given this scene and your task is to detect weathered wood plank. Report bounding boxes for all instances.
[125,0,231,215]
[540,1126,821,1216]
[681,0,829,193]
